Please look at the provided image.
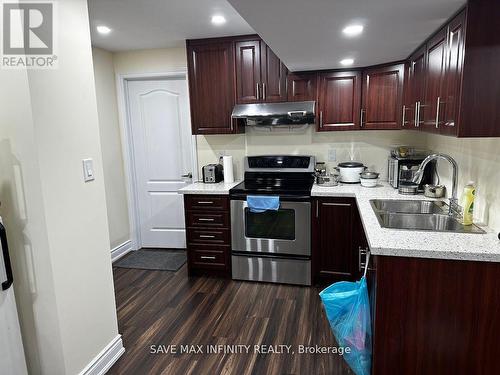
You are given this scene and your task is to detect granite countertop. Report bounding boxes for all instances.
[312,182,500,263]
[178,181,241,195]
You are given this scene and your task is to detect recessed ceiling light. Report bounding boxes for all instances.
[211,15,226,26]
[340,58,354,66]
[342,24,364,37]
[96,25,112,34]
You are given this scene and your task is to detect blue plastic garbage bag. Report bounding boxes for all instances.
[319,276,372,375]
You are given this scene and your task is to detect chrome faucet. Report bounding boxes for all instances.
[412,153,460,215]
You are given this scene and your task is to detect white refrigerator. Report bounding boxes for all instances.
[0,217,28,374]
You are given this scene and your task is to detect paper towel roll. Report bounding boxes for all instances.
[222,156,234,183]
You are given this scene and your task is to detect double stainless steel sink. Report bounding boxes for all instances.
[370,199,485,234]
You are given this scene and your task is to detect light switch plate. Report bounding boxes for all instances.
[82,158,95,182]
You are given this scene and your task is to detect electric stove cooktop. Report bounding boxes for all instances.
[229,155,316,199]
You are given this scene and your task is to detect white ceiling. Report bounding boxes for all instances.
[88,0,254,51]
[228,0,466,71]
[89,0,466,71]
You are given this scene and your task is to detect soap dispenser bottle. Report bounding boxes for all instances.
[460,181,476,226]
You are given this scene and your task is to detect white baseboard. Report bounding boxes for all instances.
[111,240,132,263]
[79,335,125,375]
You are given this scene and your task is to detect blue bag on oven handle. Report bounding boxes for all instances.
[319,252,372,375]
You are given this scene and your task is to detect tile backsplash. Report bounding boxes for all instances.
[197,127,427,181]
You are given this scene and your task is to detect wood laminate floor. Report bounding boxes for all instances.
[108,265,353,375]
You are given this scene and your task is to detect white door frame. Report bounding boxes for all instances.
[116,71,198,251]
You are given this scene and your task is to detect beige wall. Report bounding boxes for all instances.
[92,47,130,249]
[113,47,187,75]
[91,46,188,250]
[426,134,500,232]
[0,0,120,373]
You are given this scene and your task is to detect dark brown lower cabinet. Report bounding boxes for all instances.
[372,255,500,374]
[184,194,231,277]
[312,198,367,284]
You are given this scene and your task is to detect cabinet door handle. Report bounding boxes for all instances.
[414,102,418,127]
[256,83,260,100]
[319,111,323,128]
[402,105,406,127]
[197,201,213,205]
[200,256,216,260]
[360,108,365,127]
[359,247,372,272]
[198,218,215,222]
[262,83,266,100]
[435,96,441,129]
[199,234,216,239]
[316,200,319,218]
[415,101,421,128]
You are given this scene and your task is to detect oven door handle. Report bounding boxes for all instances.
[229,194,311,202]
[0,222,14,291]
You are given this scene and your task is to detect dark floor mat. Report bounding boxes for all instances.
[114,249,186,271]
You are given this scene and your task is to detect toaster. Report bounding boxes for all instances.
[202,164,223,183]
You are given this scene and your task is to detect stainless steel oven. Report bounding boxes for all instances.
[229,155,315,285]
[230,198,311,256]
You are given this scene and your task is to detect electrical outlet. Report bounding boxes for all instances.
[328,148,337,162]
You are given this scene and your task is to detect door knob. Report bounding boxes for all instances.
[181,173,192,179]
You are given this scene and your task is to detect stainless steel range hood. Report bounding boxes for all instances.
[231,101,315,126]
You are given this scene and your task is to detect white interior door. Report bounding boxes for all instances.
[127,78,194,248]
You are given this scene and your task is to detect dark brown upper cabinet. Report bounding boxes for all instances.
[317,71,361,131]
[449,4,500,137]
[261,44,288,102]
[235,38,287,104]
[422,27,448,133]
[186,38,242,135]
[361,64,405,129]
[406,45,427,130]
[402,62,415,128]
[235,39,261,104]
[440,10,465,136]
[404,3,500,137]
[287,72,317,101]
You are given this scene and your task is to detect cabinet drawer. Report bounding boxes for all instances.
[184,195,229,211]
[191,248,228,269]
[186,211,229,228]
[187,228,230,245]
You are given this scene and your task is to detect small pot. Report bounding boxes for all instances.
[424,184,446,198]
[335,162,366,183]
[398,181,419,195]
[359,171,380,179]
[360,177,378,188]
[359,171,380,188]
[317,174,339,187]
